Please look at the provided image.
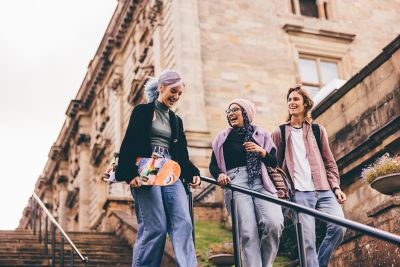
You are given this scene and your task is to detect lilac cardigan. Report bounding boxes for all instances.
[211,125,278,194]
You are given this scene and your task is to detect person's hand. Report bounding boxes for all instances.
[129,176,142,188]
[334,188,346,204]
[217,173,231,187]
[190,176,201,189]
[243,142,266,157]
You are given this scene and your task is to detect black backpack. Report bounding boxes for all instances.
[278,123,322,168]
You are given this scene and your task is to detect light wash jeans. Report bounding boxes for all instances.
[292,190,346,267]
[130,147,196,267]
[224,167,284,267]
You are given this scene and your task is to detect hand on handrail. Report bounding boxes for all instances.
[217,173,231,187]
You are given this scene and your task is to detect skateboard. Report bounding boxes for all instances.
[135,153,181,186]
[103,153,181,186]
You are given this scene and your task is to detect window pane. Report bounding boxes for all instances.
[299,58,319,83]
[320,61,339,85]
[303,85,320,97]
[299,0,318,18]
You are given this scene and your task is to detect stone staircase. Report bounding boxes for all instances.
[0,230,132,266]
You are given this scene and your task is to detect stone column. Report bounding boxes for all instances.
[76,133,91,231]
[170,0,209,135]
[57,176,68,230]
[110,69,124,150]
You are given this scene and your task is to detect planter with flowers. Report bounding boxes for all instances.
[361,154,400,196]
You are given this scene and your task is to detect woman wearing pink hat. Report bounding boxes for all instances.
[209,99,284,267]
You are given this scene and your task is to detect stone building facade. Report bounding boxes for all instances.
[18,0,400,255]
[313,36,400,266]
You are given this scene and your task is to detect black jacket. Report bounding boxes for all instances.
[115,102,200,184]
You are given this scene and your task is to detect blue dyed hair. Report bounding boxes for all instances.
[144,77,159,103]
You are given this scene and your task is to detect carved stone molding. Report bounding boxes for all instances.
[66,188,79,209]
[48,145,62,161]
[90,136,111,166]
[128,65,154,105]
[283,24,356,42]
[57,175,68,185]
[66,100,82,118]
[76,134,91,146]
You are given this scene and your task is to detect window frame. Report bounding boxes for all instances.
[298,54,342,90]
[290,0,336,20]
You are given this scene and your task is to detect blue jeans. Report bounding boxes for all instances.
[292,190,346,267]
[225,167,284,267]
[130,147,196,267]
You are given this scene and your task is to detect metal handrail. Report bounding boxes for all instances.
[200,175,400,266]
[31,192,89,263]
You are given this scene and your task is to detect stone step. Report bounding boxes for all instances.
[0,230,133,267]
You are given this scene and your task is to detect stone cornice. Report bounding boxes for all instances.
[65,100,82,118]
[283,24,356,42]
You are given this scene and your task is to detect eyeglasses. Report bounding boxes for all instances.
[225,107,241,114]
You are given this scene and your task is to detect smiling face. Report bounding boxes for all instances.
[287,90,306,118]
[226,103,245,128]
[158,83,184,108]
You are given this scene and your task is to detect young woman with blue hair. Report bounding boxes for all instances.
[116,70,200,267]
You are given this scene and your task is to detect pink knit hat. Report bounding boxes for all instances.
[228,98,256,122]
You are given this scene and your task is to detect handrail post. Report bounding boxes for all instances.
[295,211,307,267]
[231,192,241,267]
[31,193,88,262]
[52,224,56,267]
[39,208,42,243]
[44,216,49,254]
[71,246,75,267]
[187,190,195,244]
[33,200,37,236]
[61,236,64,267]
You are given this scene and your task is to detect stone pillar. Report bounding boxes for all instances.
[57,176,68,230]
[110,69,124,150]
[77,133,91,231]
[170,0,209,134]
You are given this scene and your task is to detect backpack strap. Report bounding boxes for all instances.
[279,124,286,168]
[311,123,322,155]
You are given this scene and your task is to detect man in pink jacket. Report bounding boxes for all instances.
[271,86,346,267]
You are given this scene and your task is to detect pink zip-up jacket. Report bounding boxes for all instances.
[211,125,278,194]
[271,121,340,191]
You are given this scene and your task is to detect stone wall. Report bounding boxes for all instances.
[194,203,223,222]
[312,34,400,266]
[330,197,400,267]
[198,0,400,135]
[314,45,400,223]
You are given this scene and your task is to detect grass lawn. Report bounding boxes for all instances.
[194,220,232,266]
[194,220,290,267]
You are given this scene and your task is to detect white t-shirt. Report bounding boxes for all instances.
[290,127,315,191]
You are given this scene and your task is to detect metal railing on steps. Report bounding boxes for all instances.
[199,175,400,267]
[30,192,88,266]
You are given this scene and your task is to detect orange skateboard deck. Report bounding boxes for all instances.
[103,153,181,186]
[135,155,181,186]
